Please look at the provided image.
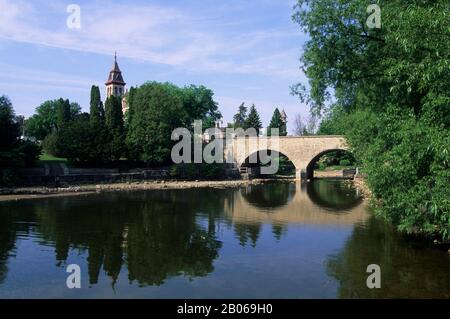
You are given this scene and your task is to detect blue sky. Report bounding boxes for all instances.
[0,0,309,132]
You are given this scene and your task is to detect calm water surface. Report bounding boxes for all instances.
[0,180,448,298]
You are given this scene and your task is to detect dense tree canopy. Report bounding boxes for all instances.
[0,96,41,185]
[126,82,184,164]
[293,0,449,240]
[182,85,222,130]
[126,82,222,165]
[25,99,81,141]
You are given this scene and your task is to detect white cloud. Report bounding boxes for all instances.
[0,62,99,86]
[0,0,305,78]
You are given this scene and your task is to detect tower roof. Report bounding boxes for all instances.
[105,52,126,86]
[280,109,287,120]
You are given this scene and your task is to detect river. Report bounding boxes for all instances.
[0,180,448,298]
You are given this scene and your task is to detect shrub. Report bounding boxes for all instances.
[339,159,351,167]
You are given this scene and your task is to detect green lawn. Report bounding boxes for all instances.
[316,165,354,171]
[38,153,68,164]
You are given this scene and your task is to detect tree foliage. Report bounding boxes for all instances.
[105,96,125,160]
[25,99,81,141]
[0,96,41,185]
[126,82,221,165]
[245,104,262,135]
[267,108,287,136]
[182,85,222,130]
[232,103,247,129]
[51,115,110,164]
[293,0,450,240]
[89,85,104,126]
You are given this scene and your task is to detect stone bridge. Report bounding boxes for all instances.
[225,136,349,179]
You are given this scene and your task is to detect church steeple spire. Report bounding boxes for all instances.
[105,52,126,98]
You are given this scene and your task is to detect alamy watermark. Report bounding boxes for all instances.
[366,4,381,29]
[366,264,381,289]
[171,120,281,175]
[66,264,81,289]
[66,4,81,29]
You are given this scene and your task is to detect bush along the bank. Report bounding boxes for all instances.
[293,0,449,241]
[0,95,41,186]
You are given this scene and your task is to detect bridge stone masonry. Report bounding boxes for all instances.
[225,135,349,180]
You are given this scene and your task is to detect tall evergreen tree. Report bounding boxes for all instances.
[267,108,287,136]
[105,96,125,160]
[232,103,247,129]
[245,104,262,135]
[56,98,70,130]
[124,86,136,124]
[89,85,104,125]
[105,96,124,132]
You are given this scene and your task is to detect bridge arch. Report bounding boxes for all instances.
[240,149,297,176]
[226,136,350,180]
[305,148,354,180]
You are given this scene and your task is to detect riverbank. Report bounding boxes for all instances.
[352,176,372,199]
[0,174,370,203]
[0,179,285,202]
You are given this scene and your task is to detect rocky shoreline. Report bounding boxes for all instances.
[0,179,290,202]
[0,176,372,203]
[352,176,372,199]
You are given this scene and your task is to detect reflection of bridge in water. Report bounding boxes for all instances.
[224,182,368,226]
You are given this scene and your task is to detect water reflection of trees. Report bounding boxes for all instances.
[125,194,222,286]
[0,181,370,288]
[0,213,16,284]
[326,215,450,298]
[0,210,37,284]
[0,190,226,287]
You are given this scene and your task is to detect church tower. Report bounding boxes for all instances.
[105,52,126,99]
[280,109,287,125]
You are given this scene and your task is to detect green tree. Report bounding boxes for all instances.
[105,96,125,160]
[232,103,247,129]
[69,102,81,120]
[245,104,262,135]
[0,96,41,185]
[52,115,110,164]
[293,0,450,240]
[25,99,81,141]
[89,85,104,125]
[182,85,222,129]
[0,96,20,151]
[126,82,184,164]
[267,108,287,136]
[56,98,71,130]
[124,86,137,124]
